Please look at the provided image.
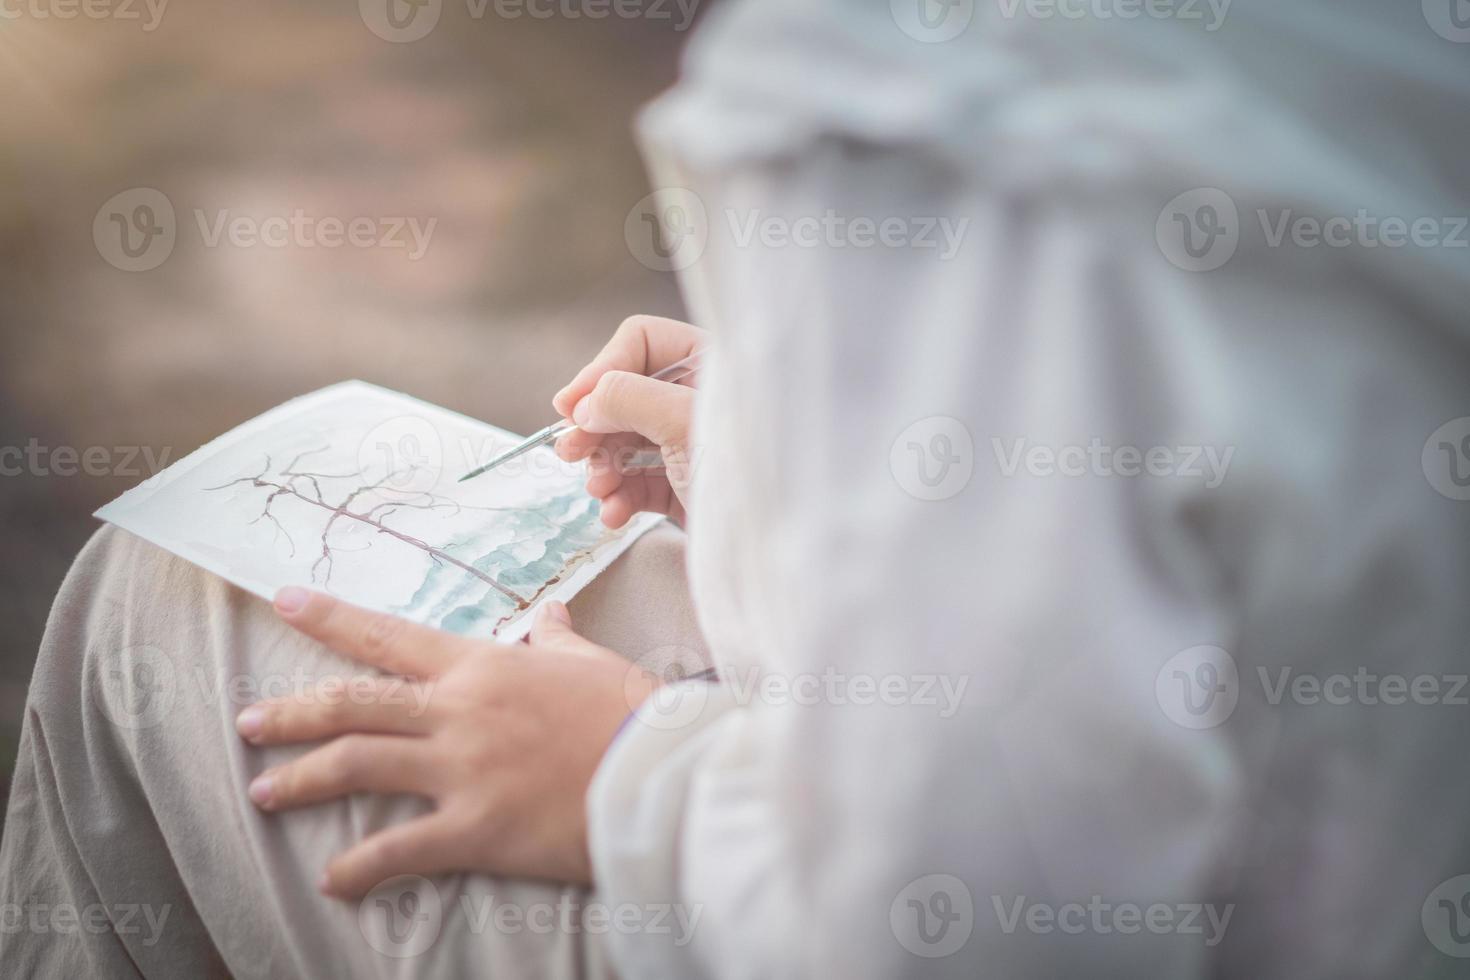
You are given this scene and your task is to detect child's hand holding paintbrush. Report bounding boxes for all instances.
[461,315,706,529]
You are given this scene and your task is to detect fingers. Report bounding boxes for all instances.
[555,428,651,466]
[584,452,667,499]
[248,734,434,812]
[528,600,573,644]
[585,465,679,527]
[599,476,676,529]
[552,315,705,419]
[598,488,643,530]
[559,428,681,527]
[236,676,435,745]
[321,811,470,898]
[572,371,695,447]
[526,603,618,665]
[274,588,464,679]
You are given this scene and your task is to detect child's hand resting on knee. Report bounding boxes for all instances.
[552,315,706,529]
[236,588,661,897]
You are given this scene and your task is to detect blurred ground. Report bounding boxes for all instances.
[0,0,704,804]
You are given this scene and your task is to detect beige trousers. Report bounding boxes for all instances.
[0,523,708,979]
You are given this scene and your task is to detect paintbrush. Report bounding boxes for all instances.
[458,349,705,482]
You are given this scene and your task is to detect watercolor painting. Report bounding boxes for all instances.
[96,382,660,640]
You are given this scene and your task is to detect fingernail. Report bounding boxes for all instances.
[317,871,332,895]
[274,587,309,615]
[248,774,274,807]
[573,398,590,427]
[236,707,264,740]
[546,601,571,625]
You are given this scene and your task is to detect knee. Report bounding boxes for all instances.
[24,527,180,733]
[29,525,278,737]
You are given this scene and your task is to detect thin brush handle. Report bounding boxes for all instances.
[458,348,705,481]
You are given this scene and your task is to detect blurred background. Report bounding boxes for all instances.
[0,0,707,806]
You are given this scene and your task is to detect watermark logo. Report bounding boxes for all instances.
[1424,875,1470,957]
[1160,188,1467,271]
[1155,645,1238,729]
[360,0,441,41]
[94,644,177,731]
[1156,188,1239,272]
[358,415,445,493]
[629,200,969,265]
[623,652,710,731]
[1423,417,1470,501]
[891,0,973,42]
[94,187,176,272]
[360,875,443,958]
[891,874,974,958]
[625,188,707,273]
[1423,0,1470,43]
[890,416,974,501]
[96,189,437,269]
[455,433,690,485]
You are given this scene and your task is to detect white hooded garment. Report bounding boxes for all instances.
[588,2,1470,977]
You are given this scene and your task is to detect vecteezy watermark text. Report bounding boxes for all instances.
[1257,209,1469,252]
[725,209,969,261]
[359,0,699,43]
[94,188,437,272]
[1157,645,1470,731]
[0,440,173,478]
[623,189,972,272]
[995,0,1231,31]
[1157,188,1468,273]
[721,665,969,718]
[0,900,171,947]
[193,210,436,260]
[474,0,698,29]
[0,0,168,31]
[358,875,702,958]
[1259,667,1470,708]
[992,437,1234,488]
[625,662,970,734]
[992,895,1234,947]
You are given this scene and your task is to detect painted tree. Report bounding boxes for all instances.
[206,447,530,611]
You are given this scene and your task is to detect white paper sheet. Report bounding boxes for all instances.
[96,381,661,641]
